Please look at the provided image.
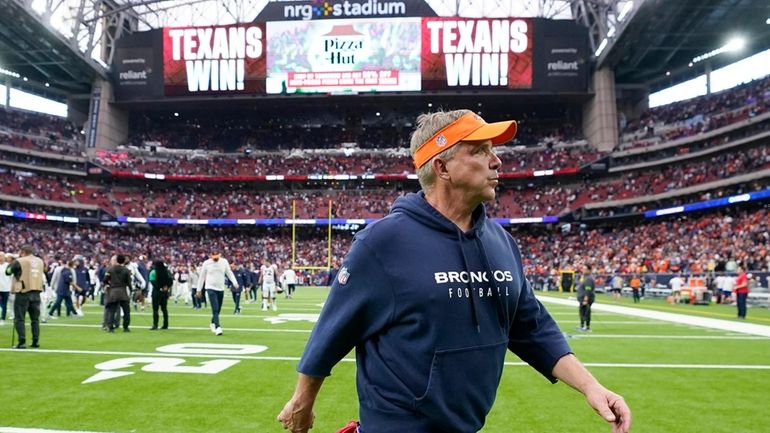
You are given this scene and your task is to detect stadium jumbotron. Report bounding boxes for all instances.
[1,0,770,432]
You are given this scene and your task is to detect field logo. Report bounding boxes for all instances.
[82,343,266,384]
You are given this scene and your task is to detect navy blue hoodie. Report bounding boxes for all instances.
[298,192,571,433]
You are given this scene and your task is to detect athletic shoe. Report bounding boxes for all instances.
[272,304,278,312]
[12,343,26,349]
[0,320,5,326]
[210,323,216,333]
[31,341,40,348]
[215,327,223,336]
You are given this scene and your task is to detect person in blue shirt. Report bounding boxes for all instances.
[227,262,250,315]
[73,257,90,316]
[48,260,79,318]
[278,110,631,433]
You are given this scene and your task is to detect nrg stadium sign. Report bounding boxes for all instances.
[256,0,437,21]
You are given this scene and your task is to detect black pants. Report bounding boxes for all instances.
[632,289,640,303]
[106,300,130,330]
[49,292,77,317]
[231,290,241,313]
[0,291,9,320]
[191,288,206,308]
[736,292,748,318]
[14,291,41,344]
[579,293,595,328]
[152,290,169,328]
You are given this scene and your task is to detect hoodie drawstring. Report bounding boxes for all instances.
[457,230,481,333]
[477,238,510,334]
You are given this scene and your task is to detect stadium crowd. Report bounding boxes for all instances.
[0,204,767,293]
[621,75,770,149]
[2,131,768,220]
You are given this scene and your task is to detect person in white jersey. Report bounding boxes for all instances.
[669,273,685,304]
[259,257,279,311]
[197,251,239,335]
[281,266,298,299]
[173,266,191,306]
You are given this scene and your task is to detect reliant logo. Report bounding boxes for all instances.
[119,70,148,80]
[283,0,407,20]
[547,60,579,71]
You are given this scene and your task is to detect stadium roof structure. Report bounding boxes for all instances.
[597,0,770,89]
[0,0,576,99]
[1,0,769,101]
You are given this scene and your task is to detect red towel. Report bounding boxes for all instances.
[334,420,359,433]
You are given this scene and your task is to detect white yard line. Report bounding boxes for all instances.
[40,323,311,333]
[567,334,766,340]
[1,347,768,370]
[539,296,770,338]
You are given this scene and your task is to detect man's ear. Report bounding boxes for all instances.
[432,157,451,181]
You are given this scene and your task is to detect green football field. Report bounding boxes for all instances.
[1,288,768,433]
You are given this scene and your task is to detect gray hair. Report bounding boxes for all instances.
[409,109,471,191]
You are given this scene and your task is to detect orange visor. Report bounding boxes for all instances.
[413,112,518,169]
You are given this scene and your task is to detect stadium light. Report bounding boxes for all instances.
[692,37,745,64]
[617,1,634,22]
[594,38,609,57]
[0,67,21,78]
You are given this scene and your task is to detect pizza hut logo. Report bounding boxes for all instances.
[436,135,447,147]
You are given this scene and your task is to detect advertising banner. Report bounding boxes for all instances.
[266,18,421,94]
[421,18,533,90]
[256,0,436,21]
[532,19,589,92]
[163,24,267,96]
[112,29,164,100]
[109,17,589,101]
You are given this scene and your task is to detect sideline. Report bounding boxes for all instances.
[538,296,770,338]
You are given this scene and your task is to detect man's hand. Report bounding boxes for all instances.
[195,290,203,299]
[277,398,315,433]
[552,354,632,433]
[278,373,325,433]
[584,385,632,433]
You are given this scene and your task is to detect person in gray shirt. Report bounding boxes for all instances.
[576,266,596,332]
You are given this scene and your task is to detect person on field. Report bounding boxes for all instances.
[278,109,631,433]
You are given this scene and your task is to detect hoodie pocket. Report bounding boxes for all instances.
[413,340,508,431]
